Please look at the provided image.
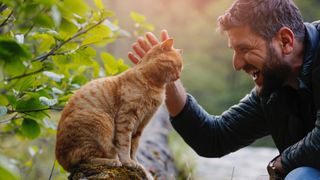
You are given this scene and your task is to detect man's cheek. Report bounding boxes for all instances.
[244,52,265,69]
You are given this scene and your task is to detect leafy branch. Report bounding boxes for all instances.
[32,16,108,62]
[2,16,108,83]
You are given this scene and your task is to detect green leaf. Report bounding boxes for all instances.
[31,33,56,53]
[15,94,46,112]
[117,59,129,73]
[14,76,35,92]
[71,75,88,85]
[3,58,26,77]
[21,118,41,139]
[63,0,88,17]
[39,96,58,106]
[82,24,111,46]
[58,94,72,105]
[0,106,7,117]
[94,0,105,9]
[33,0,58,6]
[0,95,9,106]
[101,52,118,75]
[92,60,100,78]
[0,39,31,61]
[130,11,146,23]
[34,14,55,28]
[82,36,104,46]
[0,165,18,180]
[59,18,79,39]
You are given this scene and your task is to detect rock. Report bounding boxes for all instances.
[69,164,148,180]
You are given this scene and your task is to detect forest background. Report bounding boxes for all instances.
[0,0,319,179]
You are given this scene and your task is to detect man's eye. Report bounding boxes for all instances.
[239,48,249,53]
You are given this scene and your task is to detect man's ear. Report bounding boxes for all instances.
[161,38,174,51]
[276,27,295,54]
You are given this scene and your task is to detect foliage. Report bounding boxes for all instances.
[0,0,153,179]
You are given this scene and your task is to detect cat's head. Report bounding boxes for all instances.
[139,38,183,84]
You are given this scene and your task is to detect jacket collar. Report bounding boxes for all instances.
[299,23,320,89]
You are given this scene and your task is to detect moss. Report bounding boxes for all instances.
[69,164,149,180]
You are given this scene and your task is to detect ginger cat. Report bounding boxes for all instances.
[55,39,183,176]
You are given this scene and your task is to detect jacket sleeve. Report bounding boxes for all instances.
[281,110,320,172]
[170,90,269,157]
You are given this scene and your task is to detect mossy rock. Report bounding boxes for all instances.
[69,164,149,180]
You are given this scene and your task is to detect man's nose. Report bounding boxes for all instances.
[233,53,246,71]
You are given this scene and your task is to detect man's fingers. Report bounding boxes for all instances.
[128,52,140,64]
[160,29,170,42]
[146,32,159,46]
[132,42,145,58]
[138,37,151,52]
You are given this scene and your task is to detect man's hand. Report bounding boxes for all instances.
[128,30,170,64]
[274,155,286,175]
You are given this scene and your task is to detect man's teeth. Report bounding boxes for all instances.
[252,70,260,78]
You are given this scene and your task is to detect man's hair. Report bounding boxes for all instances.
[217,0,305,42]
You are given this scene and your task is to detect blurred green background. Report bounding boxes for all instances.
[0,0,320,179]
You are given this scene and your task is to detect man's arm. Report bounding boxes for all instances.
[170,90,269,157]
[281,111,320,172]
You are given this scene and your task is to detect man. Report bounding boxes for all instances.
[128,0,320,179]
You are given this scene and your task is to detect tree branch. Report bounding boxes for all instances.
[8,107,63,114]
[3,67,45,82]
[0,9,13,28]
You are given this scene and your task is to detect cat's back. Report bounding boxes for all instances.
[60,77,120,120]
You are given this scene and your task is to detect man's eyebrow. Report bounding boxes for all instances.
[232,43,252,50]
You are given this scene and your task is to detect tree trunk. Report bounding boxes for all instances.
[69,105,177,180]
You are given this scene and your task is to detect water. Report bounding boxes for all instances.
[193,147,278,180]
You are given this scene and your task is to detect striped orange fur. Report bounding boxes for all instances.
[55,39,183,175]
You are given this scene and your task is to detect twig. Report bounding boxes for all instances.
[3,67,45,82]
[8,107,63,114]
[0,10,13,28]
[0,114,22,124]
[48,159,56,180]
[24,23,34,36]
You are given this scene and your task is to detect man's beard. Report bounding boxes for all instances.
[256,45,292,97]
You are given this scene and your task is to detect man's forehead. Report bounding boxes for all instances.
[226,26,263,48]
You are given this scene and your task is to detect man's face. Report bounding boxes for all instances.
[227,26,292,97]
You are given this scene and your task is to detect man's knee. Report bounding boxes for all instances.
[285,166,320,180]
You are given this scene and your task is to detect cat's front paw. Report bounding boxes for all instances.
[108,159,122,167]
[122,159,138,168]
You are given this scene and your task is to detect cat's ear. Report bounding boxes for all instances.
[161,38,174,51]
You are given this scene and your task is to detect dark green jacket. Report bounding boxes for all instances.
[171,22,320,173]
